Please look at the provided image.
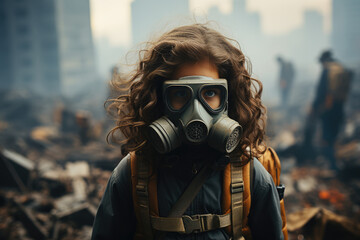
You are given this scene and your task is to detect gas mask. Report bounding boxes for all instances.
[148,76,242,154]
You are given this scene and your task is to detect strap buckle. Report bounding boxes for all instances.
[230,181,244,194]
[182,214,216,234]
[276,184,285,200]
[135,184,148,198]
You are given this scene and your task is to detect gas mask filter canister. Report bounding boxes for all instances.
[148,76,242,154]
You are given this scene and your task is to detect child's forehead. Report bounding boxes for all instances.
[172,59,219,80]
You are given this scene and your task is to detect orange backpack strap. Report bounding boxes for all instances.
[130,152,159,240]
[222,155,251,239]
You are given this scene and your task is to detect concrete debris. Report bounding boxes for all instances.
[66,161,90,179]
[0,149,35,192]
[0,86,359,239]
[287,207,360,240]
[56,203,96,227]
[72,178,88,201]
[31,126,59,143]
[271,130,297,150]
[12,199,48,240]
[296,176,317,193]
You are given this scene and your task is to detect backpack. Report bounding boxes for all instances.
[130,147,288,240]
[327,62,352,102]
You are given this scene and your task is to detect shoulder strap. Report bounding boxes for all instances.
[132,153,154,239]
[230,158,245,240]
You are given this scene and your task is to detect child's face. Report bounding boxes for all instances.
[149,60,242,154]
[171,59,221,109]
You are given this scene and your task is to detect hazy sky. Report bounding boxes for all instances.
[90,0,331,46]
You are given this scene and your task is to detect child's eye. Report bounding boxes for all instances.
[167,87,191,110]
[201,88,222,110]
[204,90,216,98]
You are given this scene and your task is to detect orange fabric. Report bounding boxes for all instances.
[130,152,143,239]
[258,147,281,185]
[259,148,288,240]
[131,152,159,216]
[148,164,159,216]
[280,199,288,240]
[130,152,159,240]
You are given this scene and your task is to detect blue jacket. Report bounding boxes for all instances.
[92,147,284,240]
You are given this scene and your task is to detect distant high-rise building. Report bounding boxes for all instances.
[131,0,189,46]
[0,0,96,96]
[0,0,12,91]
[56,0,96,96]
[0,0,60,95]
[332,0,360,67]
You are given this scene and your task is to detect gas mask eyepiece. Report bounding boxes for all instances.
[148,76,242,154]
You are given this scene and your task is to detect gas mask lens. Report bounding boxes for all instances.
[200,86,224,111]
[166,86,192,111]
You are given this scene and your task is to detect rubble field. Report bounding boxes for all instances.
[0,90,360,240]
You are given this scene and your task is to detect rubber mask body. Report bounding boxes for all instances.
[148,76,242,154]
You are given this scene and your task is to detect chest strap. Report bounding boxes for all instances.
[151,213,231,234]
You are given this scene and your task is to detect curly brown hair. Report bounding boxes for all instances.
[107,23,267,159]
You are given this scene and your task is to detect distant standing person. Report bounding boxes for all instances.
[276,56,295,107]
[308,50,352,171]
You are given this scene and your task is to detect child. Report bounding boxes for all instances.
[92,24,284,240]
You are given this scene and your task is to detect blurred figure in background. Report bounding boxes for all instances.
[276,56,295,108]
[303,50,353,171]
